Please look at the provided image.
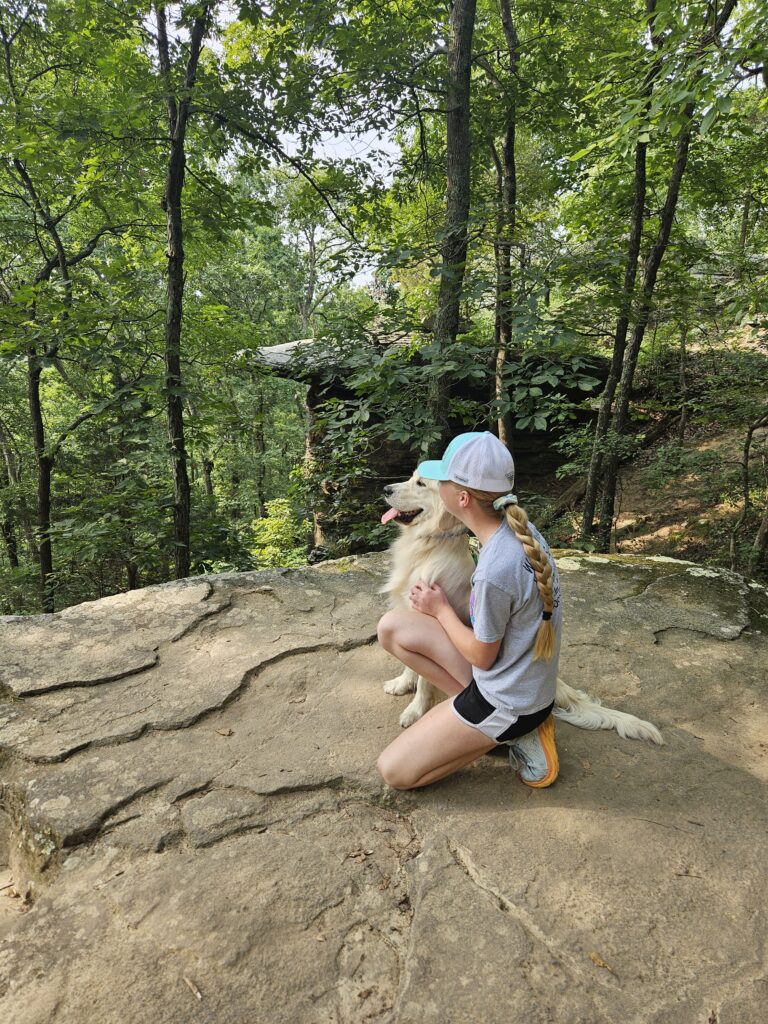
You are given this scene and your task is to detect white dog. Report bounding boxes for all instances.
[380,472,663,744]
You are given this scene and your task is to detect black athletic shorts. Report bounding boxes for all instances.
[452,678,555,743]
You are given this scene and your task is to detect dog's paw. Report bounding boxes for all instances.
[399,700,430,729]
[384,673,416,695]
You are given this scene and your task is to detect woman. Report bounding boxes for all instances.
[376,431,562,790]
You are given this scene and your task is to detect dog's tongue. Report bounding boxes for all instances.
[380,507,400,525]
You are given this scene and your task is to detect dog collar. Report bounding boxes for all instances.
[428,526,471,541]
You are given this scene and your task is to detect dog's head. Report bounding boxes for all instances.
[380,472,461,535]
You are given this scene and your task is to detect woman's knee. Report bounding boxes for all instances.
[376,749,414,791]
[377,609,402,651]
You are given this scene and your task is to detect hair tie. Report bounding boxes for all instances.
[542,611,552,621]
[492,493,518,510]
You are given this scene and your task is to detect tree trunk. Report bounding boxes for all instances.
[4,24,135,604]
[428,0,477,455]
[0,422,20,567]
[156,3,211,579]
[752,507,768,570]
[27,348,54,610]
[739,194,751,251]
[254,387,267,518]
[202,459,214,497]
[730,413,768,571]
[229,470,242,520]
[1,514,18,568]
[596,114,695,550]
[492,0,519,453]
[12,160,74,610]
[580,139,649,540]
[300,227,317,337]
[1,416,42,564]
[0,462,19,568]
[590,0,738,549]
[303,387,325,548]
[539,411,680,531]
[580,1,665,540]
[491,139,515,451]
[678,324,689,443]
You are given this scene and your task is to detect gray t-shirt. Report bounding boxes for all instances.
[469,519,562,716]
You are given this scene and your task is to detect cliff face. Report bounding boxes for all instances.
[1,554,766,1023]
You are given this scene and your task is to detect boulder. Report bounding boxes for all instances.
[0,553,766,1023]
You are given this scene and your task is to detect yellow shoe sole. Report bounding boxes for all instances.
[519,715,559,788]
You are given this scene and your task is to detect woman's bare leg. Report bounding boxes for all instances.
[378,609,473,697]
[377,698,497,790]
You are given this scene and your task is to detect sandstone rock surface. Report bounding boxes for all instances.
[0,553,766,1023]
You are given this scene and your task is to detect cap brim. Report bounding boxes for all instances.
[416,459,447,481]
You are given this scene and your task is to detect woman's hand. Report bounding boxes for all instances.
[408,580,450,618]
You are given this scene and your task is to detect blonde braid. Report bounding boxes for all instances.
[459,485,556,661]
[503,503,556,661]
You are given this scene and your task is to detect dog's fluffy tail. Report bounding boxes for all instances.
[554,678,664,745]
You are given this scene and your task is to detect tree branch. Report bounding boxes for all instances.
[49,356,154,461]
[202,108,365,248]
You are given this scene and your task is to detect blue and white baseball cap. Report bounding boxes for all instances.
[417,432,515,491]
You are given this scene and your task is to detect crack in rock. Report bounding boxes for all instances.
[166,595,231,642]
[4,772,176,885]
[11,655,162,698]
[651,625,747,645]
[1,635,378,766]
[90,794,421,1017]
[447,840,616,992]
[165,782,351,850]
[251,776,346,798]
[625,571,751,641]
[0,582,225,697]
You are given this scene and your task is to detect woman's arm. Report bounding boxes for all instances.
[408,581,501,670]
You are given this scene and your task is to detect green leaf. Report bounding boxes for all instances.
[700,107,717,135]
[570,142,597,161]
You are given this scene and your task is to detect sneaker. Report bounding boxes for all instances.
[507,715,559,788]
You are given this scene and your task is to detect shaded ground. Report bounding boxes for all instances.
[531,420,765,576]
[612,424,751,563]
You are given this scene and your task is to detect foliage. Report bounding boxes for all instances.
[248,498,312,569]
[1,0,767,613]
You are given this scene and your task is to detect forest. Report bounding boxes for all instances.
[0,0,766,616]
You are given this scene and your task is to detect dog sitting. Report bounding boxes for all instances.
[380,471,663,744]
